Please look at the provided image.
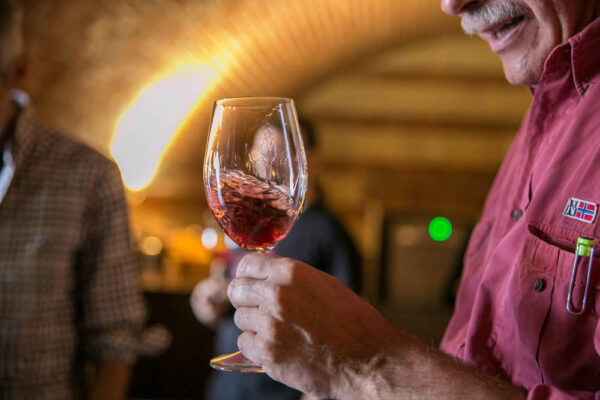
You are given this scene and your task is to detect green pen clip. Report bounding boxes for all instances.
[566,237,596,315]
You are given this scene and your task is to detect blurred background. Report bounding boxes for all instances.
[18,0,531,397]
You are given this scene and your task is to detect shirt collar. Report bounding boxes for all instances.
[537,16,600,99]
[568,15,600,98]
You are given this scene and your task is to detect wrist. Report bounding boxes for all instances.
[332,323,408,400]
[335,332,527,400]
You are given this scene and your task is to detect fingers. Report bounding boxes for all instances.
[228,277,273,308]
[237,328,288,367]
[234,307,300,345]
[238,331,261,365]
[235,252,276,279]
[235,253,303,285]
[236,315,301,380]
[233,307,265,332]
[229,254,319,322]
[234,306,283,336]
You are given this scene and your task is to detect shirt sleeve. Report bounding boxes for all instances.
[78,160,146,363]
[528,385,600,399]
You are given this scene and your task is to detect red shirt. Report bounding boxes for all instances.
[440,17,600,399]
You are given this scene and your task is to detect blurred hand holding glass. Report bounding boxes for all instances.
[203,97,307,372]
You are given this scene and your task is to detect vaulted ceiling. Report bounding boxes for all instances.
[20,0,460,191]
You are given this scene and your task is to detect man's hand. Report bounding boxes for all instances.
[227,253,400,399]
[190,260,230,328]
[229,253,528,400]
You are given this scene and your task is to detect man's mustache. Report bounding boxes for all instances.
[461,1,529,34]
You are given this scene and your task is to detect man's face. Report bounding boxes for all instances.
[441,0,598,86]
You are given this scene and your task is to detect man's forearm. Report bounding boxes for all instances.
[89,361,132,400]
[337,333,527,400]
[229,255,529,399]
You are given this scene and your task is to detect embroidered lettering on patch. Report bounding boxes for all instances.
[562,197,598,224]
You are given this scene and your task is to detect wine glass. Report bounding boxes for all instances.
[203,97,308,372]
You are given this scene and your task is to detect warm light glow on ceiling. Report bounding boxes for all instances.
[106,0,455,194]
[111,58,225,191]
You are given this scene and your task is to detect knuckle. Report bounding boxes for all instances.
[277,258,297,282]
[262,281,276,301]
[261,283,289,317]
[279,258,306,287]
[236,255,250,275]
[227,279,246,304]
[226,280,237,298]
[241,253,264,274]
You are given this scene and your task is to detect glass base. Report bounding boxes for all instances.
[209,350,265,373]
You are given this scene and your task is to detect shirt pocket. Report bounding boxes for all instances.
[525,222,600,313]
[519,223,600,391]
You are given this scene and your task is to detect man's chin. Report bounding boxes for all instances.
[497,42,551,87]
[501,62,542,87]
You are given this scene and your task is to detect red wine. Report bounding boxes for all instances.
[206,170,299,250]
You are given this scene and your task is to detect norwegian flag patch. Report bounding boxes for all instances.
[562,198,598,223]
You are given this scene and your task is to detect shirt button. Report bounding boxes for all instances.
[511,209,523,221]
[533,279,546,293]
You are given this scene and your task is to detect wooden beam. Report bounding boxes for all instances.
[307,111,522,133]
[343,69,510,86]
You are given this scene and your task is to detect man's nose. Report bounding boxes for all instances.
[441,0,480,16]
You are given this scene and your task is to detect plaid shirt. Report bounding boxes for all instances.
[0,94,146,399]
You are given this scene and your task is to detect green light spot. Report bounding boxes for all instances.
[429,217,452,242]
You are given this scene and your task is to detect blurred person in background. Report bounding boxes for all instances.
[190,119,362,400]
[227,0,600,399]
[0,1,146,398]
